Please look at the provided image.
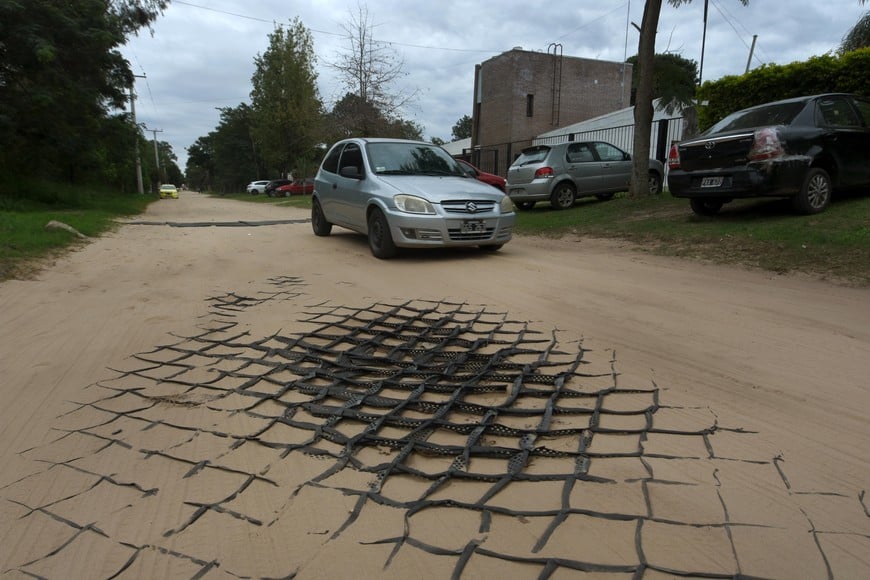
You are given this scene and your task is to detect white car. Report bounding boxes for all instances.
[246,180,269,195]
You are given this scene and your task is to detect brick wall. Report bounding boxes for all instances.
[472,49,632,175]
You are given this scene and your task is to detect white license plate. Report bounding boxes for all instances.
[461,220,486,234]
[701,176,723,188]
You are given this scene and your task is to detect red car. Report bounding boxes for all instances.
[276,177,315,196]
[457,159,506,192]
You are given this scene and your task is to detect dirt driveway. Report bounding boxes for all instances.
[2,191,868,578]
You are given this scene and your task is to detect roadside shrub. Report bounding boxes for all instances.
[696,48,870,130]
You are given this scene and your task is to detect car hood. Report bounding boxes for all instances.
[378,175,506,201]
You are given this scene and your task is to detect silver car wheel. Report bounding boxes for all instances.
[806,173,830,209]
[793,167,832,215]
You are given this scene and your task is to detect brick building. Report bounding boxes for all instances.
[470,47,632,175]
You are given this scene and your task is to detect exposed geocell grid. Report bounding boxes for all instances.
[4,276,864,578]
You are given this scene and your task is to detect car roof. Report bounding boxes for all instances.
[333,137,438,147]
[737,93,858,110]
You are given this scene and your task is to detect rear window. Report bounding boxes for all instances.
[513,146,550,166]
[706,101,805,134]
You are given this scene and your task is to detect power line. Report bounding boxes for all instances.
[173,0,503,54]
[710,0,768,68]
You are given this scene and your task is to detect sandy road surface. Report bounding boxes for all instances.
[1,191,868,578]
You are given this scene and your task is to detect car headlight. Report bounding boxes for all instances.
[499,195,515,213]
[394,194,435,214]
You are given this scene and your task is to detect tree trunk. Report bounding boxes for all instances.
[630,0,664,198]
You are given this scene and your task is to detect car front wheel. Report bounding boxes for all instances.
[792,167,831,215]
[311,198,333,236]
[690,198,724,216]
[367,208,398,259]
[550,183,576,210]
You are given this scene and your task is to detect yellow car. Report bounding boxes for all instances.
[159,184,179,199]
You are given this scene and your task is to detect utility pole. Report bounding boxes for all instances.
[745,35,758,74]
[699,0,709,84]
[129,74,147,194]
[144,126,164,185]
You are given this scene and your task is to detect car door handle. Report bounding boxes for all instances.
[332,183,337,189]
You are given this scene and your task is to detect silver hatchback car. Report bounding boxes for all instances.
[506,141,664,210]
[312,138,516,259]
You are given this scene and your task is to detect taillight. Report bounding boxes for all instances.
[534,166,554,178]
[748,127,784,161]
[667,144,681,170]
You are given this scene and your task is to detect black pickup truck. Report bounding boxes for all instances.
[668,93,870,215]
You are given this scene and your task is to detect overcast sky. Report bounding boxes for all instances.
[120,0,868,170]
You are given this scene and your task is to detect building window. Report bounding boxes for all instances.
[526,94,534,117]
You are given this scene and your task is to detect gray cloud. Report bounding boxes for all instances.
[122,0,866,169]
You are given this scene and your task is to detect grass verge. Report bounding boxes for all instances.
[0,180,153,280]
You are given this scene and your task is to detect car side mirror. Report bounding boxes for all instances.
[624,152,631,160]
[340,166,363,179]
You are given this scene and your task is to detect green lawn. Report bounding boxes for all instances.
[0,183,151,279]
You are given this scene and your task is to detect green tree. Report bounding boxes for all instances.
[185,134,215,192]
[250,18,322,178]
[212,104,260,192]
[626,53,698,113]
[324,93,422,142]
[630,0,748,198]
[451,115,473,140]
[0,0,168,188]
[841,11,870,53]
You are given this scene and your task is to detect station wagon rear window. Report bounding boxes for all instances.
[514,146,550,166]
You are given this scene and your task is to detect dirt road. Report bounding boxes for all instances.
[2,191,868,578]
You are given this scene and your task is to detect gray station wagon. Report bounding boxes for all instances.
[312,138,516,259]
[506,141,664,210]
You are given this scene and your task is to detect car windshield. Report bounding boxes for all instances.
[513,146,550,166]
[366,142,464,176]
[705,101,805,134]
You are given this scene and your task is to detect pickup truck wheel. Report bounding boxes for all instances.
[550,183,576,210]
[792,167,831,214]
[690,198,724,216]
[311,198,333,236]
[368,208,398,259]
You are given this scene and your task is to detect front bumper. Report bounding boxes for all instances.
[385,210,516,248]
[669,158,809,199]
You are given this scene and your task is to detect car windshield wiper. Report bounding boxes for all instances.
[421,170,459,176]
[377,169,414,175]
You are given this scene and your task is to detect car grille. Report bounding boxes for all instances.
[441,200,497,214]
